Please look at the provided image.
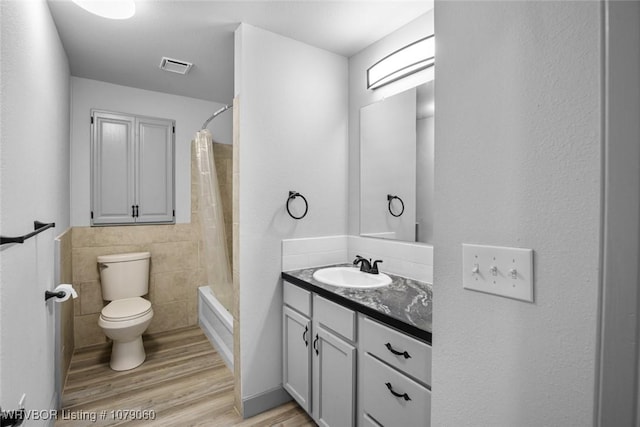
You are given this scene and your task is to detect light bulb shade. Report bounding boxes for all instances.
[367,35,435,90]
[72,0,135,20]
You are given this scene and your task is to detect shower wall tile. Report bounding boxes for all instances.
[147,300,188,334]
[149,270,196,304]
[148,241,199,274]
[73,245,142,282]
[79,280,104,315]
[186,294,198,326]
[72,226,97,248]
[56,228,74,390]
[232,98,242,411]
[75,313,107,348]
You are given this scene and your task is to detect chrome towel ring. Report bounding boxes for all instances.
[287,191,308,220]
[387,194,405,217]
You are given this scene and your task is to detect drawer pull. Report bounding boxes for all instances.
[313,333,319,355]
[385,382,411,401]
[303,325,309,347]
[385,342,411,359]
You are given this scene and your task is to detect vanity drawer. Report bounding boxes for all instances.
[363,353,431,427]
[314,294,356,342]
[361,316,431,385]
[283,281,311,317]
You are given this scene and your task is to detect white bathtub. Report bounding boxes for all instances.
[198,286,233,371]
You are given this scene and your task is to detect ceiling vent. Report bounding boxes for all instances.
[159,57,193,75]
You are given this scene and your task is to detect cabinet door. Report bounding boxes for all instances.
[313,325,356,427]
[92,112,135,225]
[136,117,174,223]
[283,306,312,412]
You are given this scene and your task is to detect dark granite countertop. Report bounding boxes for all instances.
[282,264,432,344]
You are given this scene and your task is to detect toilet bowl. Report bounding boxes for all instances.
[97,252,153,371]
[98,297,154,371]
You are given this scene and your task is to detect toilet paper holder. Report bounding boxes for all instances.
[44,290,66,301]
[44,284,77,302]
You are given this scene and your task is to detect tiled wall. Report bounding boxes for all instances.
[231,99,242,412]
[56,228,74,388]
[72,142,233,348]
[281,235,348,271]
[282,235,433,283]
[348,236,433,283]
[212,142,233,260]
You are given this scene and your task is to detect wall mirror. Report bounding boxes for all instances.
[360,81,434,243]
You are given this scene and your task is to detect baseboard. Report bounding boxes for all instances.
[242,386,292,419]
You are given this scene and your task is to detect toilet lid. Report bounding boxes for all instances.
[101,297,152,321]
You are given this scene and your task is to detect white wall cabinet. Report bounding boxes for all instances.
[91,110,175,225]
[283,282,356,427]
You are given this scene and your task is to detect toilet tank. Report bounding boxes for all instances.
[97,252,151,301]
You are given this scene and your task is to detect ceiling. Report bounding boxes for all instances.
[47,0,433,104]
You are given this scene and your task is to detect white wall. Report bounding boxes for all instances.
[235,23,348,404]
[348,11,434,236]
[433,2,601,425]
[70,77,231,225]
[0,0,70,421]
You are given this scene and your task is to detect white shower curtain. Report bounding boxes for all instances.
[194,129,232,313]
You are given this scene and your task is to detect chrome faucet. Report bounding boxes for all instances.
[353,256,383,274]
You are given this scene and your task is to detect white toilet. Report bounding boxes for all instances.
[97,252,154,371]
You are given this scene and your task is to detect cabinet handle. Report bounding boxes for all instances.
[385,342,411,359]
[313,333,319,355]
[132,205,136,217]
[385,382,411,401]
[303,325,309,347]
[135,205,139,217]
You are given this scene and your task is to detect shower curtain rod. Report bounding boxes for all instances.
[201,104,232,130]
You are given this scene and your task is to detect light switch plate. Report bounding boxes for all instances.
[462,244,534,302]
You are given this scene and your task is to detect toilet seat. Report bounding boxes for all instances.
[101,297,152,322]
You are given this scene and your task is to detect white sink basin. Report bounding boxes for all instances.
[312,267,392,289]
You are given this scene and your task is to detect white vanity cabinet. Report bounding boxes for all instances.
[312,295,357,427]
[283,278,432,427]
[359,315,432,427]
[283,305,311,412]
[283,283,312,412]
[283,282,357,427]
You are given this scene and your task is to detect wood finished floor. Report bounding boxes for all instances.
[57,326,315,427]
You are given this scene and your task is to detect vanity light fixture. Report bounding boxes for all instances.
[367,35,435,90]
[71,0,136,20]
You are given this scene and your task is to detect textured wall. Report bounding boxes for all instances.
[0,0,70,418]
[432,2,601,425]
[235,23,348,401]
